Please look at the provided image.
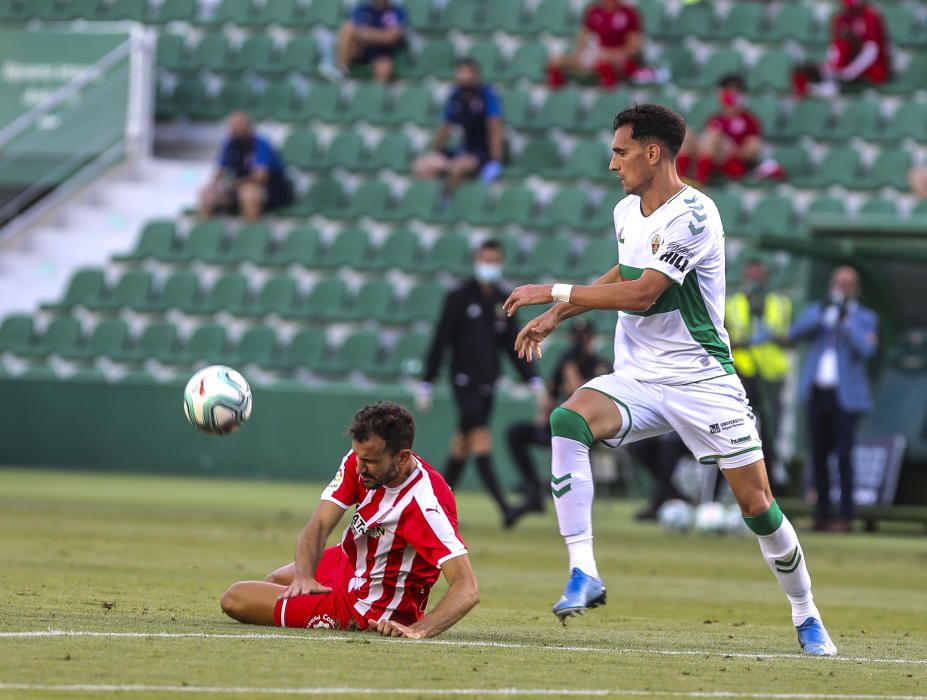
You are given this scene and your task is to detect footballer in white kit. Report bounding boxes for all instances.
[503,104,837,656]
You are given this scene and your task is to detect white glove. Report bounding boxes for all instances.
[415,382,433,412]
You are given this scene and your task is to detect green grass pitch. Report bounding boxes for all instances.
[1,467,925,700]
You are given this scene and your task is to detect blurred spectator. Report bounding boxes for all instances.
[793,0,891,97]
[676,75,764,185]
[417,240,546,528]
[323,0,407,83]
[788,266,879,533]
[505,319,611,525]
[726,257,792,487]
[197,112,292,221]
[412,59,505,196]
[627,434,689,521]
[547,0,655,89]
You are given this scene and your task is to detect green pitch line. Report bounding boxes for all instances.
[0,467,925,700]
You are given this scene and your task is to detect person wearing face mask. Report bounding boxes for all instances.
[726,257,792,488]
[793,0,891,97]
[788,266,879,533]
[675,75,765,186]
[412,59,505,197]
[417,239,545,528]
[197,111,293,221]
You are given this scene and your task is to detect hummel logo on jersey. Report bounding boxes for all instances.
[731,436,751,445]
[659,250,688,272]
[351,512,385,538]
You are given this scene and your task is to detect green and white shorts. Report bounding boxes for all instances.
[581,373,764,469]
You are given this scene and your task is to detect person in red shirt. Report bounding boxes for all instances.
[793,0,891,96]
[547,0,645,89]
[676,75,763,185]
[220,401,479,639]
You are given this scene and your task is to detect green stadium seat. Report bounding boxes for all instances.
[187,33,229,72]
[148,0,196,23]
[281,129,321,170]
[244,275,298,317]
[277,36,317,74]
[169,324,228,366]
[368,229,420,271]
[467,40,504,83]
[686,95,718,131]
[347,280,395,322]
[228,327,277,366]
[193,273,248,315]
[743,194,796,237]
[336,181,391,221]
[33,0,81,21]
[92,270,152,311]
[881,4,922,47]
[271,328,326,371]
[403,0,438,31]
[884,55,927,95]
[257,0,295,26]
[115,220,176,262]
[768,145,811,182]
[408,39,456,80]
[210,223,271,264]
[578,90,631,133]
[707,190,742,235]
[859,198,899,217]
[340,84,388,125]
[290,178,343,217]
[535,88,582,131]
[114,322,177,363]
[436,0,479,31]
[881,102,927,141]
[367,132,412,173]
[19,366,59,380]
[806,195,847,218]
[536,187,589,229]
[214,0,267,26]
[396,281,445,323]
[780,99,832,140]
[745,95,780,138]
[157,78,205,121]
[562,141,610,182]
[368,332,429,379]
[797,146,862,189]
[504,41,548,82]
[226,35,275,73]
[298,278,348,321]
[316,331,381,376]
[483,2,525,33]
[61,319,129,360]
[263,226,322,267]
[383,86,434,127]
[305,0,343,28]
[766,3,820,44]
[862,148,911,190]
[320,131,366,171]
[44,268,105,310]
[0,315,33,354]
[141,271,199,313]
[524,0,574,36]
[189,80,246,122]
[320,228,371,269]
[156,34,187,71]
[91,0,146,21]
[18,317,81,358]
[658,47,696,85]
[475,185,535,227]
[508,236,572,279]
[665,2,716,40]
[421,233,469,276]
[298,83,341,122]
[682,49,744,89]
[717,3,765,42]
[437,181,490,225]
[575,238,618,279]
[508,138,561,178]
[825,99,881,142]
[383,181,441,222]
[580,194,622,235]
[501,88,533,130]
[752,52,792,93]
[252,81,304,122]
[165,221,224,262]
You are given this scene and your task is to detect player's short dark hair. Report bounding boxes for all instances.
[718,73,747,91]
[477,239,503,254]
[613,104,687,157]
[349,401,415,455]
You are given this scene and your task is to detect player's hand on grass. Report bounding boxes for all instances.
[503,284,554,317]
[278,575,331,600]
[374,619,426,639]
[514,311,560,362]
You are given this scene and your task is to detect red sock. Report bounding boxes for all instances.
[695,155,714,184]
[721,156,747,179]
[676,153,691,179]
[595,61,618,88]
[547,65,566,88]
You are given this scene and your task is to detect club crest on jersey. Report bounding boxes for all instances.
[650,233,662,255]
[351,512,385,538]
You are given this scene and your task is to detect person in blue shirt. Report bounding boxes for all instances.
[198,112,293,221]
[788,266,879,533]
[413,59,505,196]
[329,0,407,83]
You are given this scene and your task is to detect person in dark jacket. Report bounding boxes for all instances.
[417,239,545,527]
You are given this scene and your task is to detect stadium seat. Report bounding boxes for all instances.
[504,41,548,82]
[271,328,326,371]
[193,273,248,315]
[665,2,716,40]
[524,0,574,36]
[743,194,796,237]
[209,223,271,265]
[93,270,153,311]
[859,198,899,217]
[708,190,743,235]
[91,0,146,21]
[165,221,224,263]
[347,280,395,322]
[368,332,429,379]
[745,95,781,138]
[421,233,470,276]
[752,52,793,93]
[780,99,832,141]
[322,131,366,171]
[212,0,266,26]
[881,102,927,141]
[575,238,618,279]
[436,0,479,32]
[475,185,535,227]
[114,322,178,363]
[0,315,33,354]
[296,278,348,321]
[534,88,582,131]
[44,268,105,310]
[436,181,489,225]
[33,0,82,20]
[263,226,321,267]
[501,88,534,130]
[536,187,589,229]
[168,324,228,366]
[508,138,561,178]
[61,319,129,360]
[17,317,81,358]
[140,271,199,313]
[367,229,420,271]
[243,275,299,317]
[319,228,371,269]
[115,220,176,262]
[304,0,343,28]
[156,34,187,71]
[407,39,456,80]
[468,40,504,83]
[881,4,922,47]
[340,84,388,125]
[316,331,381,376]
[383,86,434,127]
[686,95,718,131]
[658,47,696,85]
[862,148,911,190]
[367,132,412,173]
[277,36,318,74]
[396,281,445,323]
[577,90,631,133]
[884,55,927,95]
[403,0,439,31]
[682,49,744,89]
[797,146,862,188]
[335,181,391,221]
[148,0,196,23]
[717,3,765,42]
[227,327,277,367]
[768,145,811,183]
[581,194,622,235]
[766,3,821,44]
[383,180,441,222]
[562,141,610,182]
[290,178,343,217]
[300,83,341,122]
[508,236,572,279]
[187,33,229,72]
[825,99,882,142]
[483,2,525,34]
[281,129,321,170]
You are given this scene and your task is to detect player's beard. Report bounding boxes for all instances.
[361,459,400,489]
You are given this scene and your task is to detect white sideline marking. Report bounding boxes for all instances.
[0,684,925,699]
[1,629,925,667]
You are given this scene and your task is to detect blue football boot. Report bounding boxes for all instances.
[796,617,838,656]
[552,568,606,623]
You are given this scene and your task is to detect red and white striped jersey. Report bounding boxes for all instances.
[321,451,467,626]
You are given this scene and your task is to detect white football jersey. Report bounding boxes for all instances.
[609,185,734,385]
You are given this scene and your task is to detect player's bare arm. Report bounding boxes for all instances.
[374,554,479,639]
[279,500,346,599]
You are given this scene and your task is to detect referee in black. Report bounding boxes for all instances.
[417,239,545,527]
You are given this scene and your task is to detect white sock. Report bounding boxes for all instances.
[551,436,598,578]
[756,516,820,626]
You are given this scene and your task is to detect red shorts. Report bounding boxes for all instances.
[273,547,365,631]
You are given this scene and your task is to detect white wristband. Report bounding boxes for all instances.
[551,283,573,304]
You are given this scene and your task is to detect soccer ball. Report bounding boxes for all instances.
[183,365,252,435]
[657,499,694,534]
[693,502,728,535]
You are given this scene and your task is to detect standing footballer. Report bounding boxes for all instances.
[503,104,836,656]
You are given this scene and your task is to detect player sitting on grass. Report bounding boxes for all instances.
[221,401,479,639]
[502,104,837,656]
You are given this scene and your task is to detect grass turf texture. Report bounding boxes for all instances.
[1,467,925,700]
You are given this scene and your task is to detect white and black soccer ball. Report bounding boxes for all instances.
[693,501,729,535]
[657,498,695,534]
[183,365,252,435]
